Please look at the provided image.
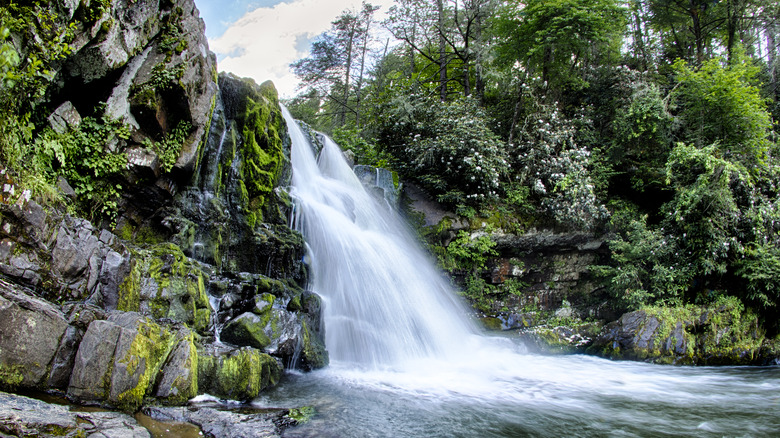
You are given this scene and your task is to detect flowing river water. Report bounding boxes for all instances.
[273,108,780,437]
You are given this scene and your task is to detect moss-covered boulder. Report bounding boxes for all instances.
[590,297,764,365]
[67,312,180,411]
[117,243,211,333]
[197,346,282,401]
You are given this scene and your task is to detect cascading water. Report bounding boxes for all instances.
[272,108,780,437]
[286,107,479,368]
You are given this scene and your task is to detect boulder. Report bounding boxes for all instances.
[197,346,282,402]
[67,312,179,411]
[48,101,82,134]
[221,312,273,350]
[0,280,68,389]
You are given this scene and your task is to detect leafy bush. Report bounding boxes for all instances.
[379,96,510,207]
[35,116,129,221]
[512,102,608,230]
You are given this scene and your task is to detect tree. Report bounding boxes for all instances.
[291,2,379,129]
[671,55,772,168]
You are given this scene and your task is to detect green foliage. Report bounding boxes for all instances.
[332,125,389,167]
[143,120,192,173]
[672,55,772,168]
[158,6,189,58]
[593,210,691,310]
[735,242,780,310]
[35,116,129,222]
[609,80,673,192]
[664,143,749,276]
[446,230,498,273]
[495,0,626,92]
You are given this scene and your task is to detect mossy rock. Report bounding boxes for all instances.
[68,312,179,412]
[221,312,273,350]
[117,243,211,333]
[197,347,281,401]
[155,328,199,406]
[590,297,764,365]
[299,318,328,371]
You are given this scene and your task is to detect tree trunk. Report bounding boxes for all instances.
[437,0,447,101]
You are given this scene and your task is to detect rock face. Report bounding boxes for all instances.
[0,0,327,414]
[0,200,132,304]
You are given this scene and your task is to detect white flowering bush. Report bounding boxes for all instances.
[512,103,608,230]
[390,97,510,207]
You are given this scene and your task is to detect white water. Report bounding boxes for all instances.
[287,107,479,368]
[279,108,780,437]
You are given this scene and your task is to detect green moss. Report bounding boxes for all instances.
[480,317,503,331]
[236,82,286,228]
[117,259,141,312]
[0,363,24,390]
[286,406,315,424]
[116,319,177,411]
[212,348,281,401]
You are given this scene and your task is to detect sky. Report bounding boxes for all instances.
[193,0,396,99]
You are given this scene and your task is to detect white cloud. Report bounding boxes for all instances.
[210,0,396,99]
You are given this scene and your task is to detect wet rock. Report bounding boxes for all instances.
[197,346,282,402]
[0,280,68,389]
[519,324,602,354]
[67,0,162,83]
[354,165,400,209]
[67,312,179,411]
[143,405,284,438]
[0,391,150,438]
[48,101,82,134]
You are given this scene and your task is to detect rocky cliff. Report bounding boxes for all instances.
[0,0,326,424]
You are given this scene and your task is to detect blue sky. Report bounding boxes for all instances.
[194,0,290,39]
[193,0,395,98]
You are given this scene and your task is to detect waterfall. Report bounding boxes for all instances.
[284,108,478,369]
